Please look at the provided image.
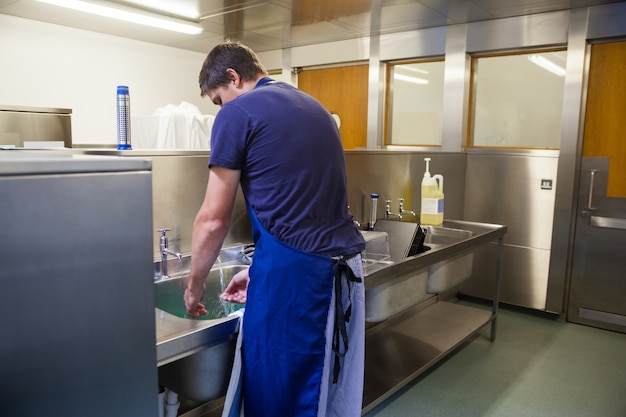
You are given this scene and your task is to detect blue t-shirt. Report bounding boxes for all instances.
[209,78,365,256]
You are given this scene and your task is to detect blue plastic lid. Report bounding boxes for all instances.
[117,85,129,94]
[370,193,379,198]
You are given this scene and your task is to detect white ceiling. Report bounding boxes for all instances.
[1,0,623,53]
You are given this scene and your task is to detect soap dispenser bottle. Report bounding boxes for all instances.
[420,157,444,225]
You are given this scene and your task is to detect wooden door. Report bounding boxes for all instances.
[298,65,368,150]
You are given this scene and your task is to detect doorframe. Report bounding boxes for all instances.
[546,8,589,314]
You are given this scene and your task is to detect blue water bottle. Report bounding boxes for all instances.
[116,85,132,150]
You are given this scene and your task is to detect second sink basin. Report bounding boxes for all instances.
[423,225,473,246]
[423,225,475,293]
[363,223,477,322]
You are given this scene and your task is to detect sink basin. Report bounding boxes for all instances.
[155,250,249,403]
[155,264,247,319]
[363,224,477,322]
[365,265,430,322]
[423,225,473,246]
[423,226,475,294]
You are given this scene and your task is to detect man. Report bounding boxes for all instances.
[184,41,366,417]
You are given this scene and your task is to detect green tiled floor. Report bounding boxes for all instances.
[363,298,626,417]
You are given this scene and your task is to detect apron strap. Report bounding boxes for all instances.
[331,256,362,384]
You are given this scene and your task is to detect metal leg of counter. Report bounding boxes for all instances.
[490,236,504,342]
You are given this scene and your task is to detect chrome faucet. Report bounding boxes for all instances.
[157,228,182,280]
[398,198,416,219]
[385,199,403,220]
[348,205,361,228]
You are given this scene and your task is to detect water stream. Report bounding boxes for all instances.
[216,256,235,316]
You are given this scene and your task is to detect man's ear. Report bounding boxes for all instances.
[225,68,241,87]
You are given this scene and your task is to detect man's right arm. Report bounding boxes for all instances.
[184,166,241,317]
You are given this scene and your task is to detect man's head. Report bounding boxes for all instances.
[199,40,268,103]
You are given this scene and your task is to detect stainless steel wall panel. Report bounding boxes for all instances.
[344,151,467,227]
[460,243,551,311]
[74,151,468,268]
[290,37,370,68]
[367,16,384,149]
[0,106,72,147]
[379,27,446,61]
[75,150,251,261]
[442,24,470,152]
[466,11,569,52]
[461,151,559,311]
[587,1,626,40]
[464,151,558,249]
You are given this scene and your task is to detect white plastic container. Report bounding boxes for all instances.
[420,157,444,225]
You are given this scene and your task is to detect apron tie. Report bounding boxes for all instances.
[331,256,362,384]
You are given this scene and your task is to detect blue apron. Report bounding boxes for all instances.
[239,202,361,416]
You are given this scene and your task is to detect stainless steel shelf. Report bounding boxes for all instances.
[363,299,495,413]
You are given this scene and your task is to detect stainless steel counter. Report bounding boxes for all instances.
[0,149,151,174]
[155,309,238,367]
[153,219,506,415]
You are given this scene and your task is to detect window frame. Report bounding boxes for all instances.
[384,58,446,147]
[467,47,567,150]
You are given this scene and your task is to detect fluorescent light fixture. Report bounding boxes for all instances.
[122,0,199,20]
[394,73,429,85]
[36,0,204,35]
[528,54,566,77]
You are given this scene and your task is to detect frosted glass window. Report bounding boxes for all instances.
[470,51,566,148]
[387,61,445,146]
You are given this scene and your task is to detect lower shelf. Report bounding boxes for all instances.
[363,299,495,413]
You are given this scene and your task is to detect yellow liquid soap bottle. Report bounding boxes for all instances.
[420,157,444,225]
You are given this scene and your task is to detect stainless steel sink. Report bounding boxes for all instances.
[155,246,249,402]
[363,223,477,322]
[365,265,430,322]
[423,225,475,293]
[423,225,473,246]
[155,264,247,319]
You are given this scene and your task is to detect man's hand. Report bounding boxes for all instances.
[221,267,250,304]
[185,283,208,318]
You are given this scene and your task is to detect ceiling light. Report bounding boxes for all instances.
[394,73,429,85]
[36,0,204,35]
[528,54,566,77]
[121,0,199,20]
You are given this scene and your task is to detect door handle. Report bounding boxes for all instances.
[586,169,599,212]
[590,216,626,230]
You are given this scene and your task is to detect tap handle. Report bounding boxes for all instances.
[157,228,172,250]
